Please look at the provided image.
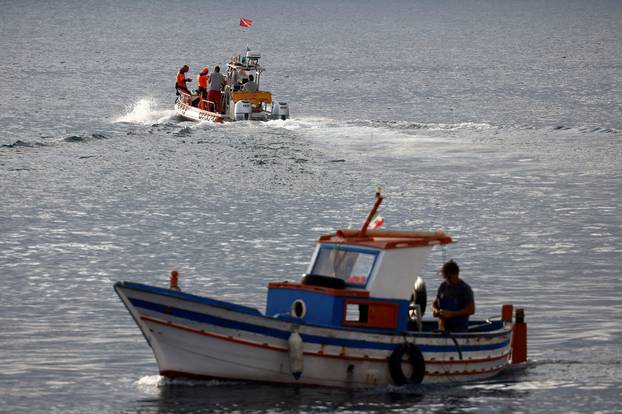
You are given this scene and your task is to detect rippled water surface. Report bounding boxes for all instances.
[1,0,621,413]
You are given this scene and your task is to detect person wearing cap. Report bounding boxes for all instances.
[175,65,192,96]
[197,67,209,94]
[431,260,475,332]
[195,67,209,108]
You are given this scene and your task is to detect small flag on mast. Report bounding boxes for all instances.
[240,18,253,28]
[369,212,384,230]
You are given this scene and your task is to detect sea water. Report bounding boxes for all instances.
[1,0,621,412]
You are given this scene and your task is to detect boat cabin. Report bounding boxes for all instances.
[225,50,273,112]
[226,50,263,88]
[266,229,453,333]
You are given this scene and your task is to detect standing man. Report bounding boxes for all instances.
[175,65,192,95]
[207,65,226,113]
[431,260,475,332]
[196,67,209,108]
[197,67,209,96]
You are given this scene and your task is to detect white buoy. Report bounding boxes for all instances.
[288,329,304,380]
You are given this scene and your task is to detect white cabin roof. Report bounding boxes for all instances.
[310,229,452,299]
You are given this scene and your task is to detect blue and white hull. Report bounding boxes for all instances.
[115,282,514,387]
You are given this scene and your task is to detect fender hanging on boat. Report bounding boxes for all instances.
[389,342,426,385]
[288,329,304,380]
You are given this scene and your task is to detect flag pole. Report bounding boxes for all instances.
[360,189,384,238]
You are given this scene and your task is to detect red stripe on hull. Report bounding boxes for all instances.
[141,315,509,366]
[426,352,510,364]
[425,365,506,377]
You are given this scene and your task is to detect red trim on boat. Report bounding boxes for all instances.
[318,229,453,250]
[142,314,288,352]
[142,315,384,361]
[161,370,222,380]
[426,351,510,365]
[267,282,369,297]
[161,366,504,384]
[425,365,505,377]
[141,315,510,366]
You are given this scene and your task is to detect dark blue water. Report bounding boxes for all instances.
[1,0,621,412]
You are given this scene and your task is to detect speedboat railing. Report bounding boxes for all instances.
[178,92,217,113]
[178,92,193,105]
[199,100,216,112]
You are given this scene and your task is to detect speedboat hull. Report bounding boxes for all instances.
[115,281,513,387]
[175,99,224,123]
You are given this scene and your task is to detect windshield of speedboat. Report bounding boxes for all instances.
[311,246,378,287]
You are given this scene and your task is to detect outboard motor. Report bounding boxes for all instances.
[271,101,290,120]
[234,100,252,121]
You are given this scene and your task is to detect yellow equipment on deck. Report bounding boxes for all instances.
[232,91,272,107]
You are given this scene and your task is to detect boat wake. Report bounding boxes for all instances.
[114,97,177,125]
[261,117,496,132]
[135,375,241,390]
[256,117,470,153]
[262,117,619,135]
[110,96,620,137]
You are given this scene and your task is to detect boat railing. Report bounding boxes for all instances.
[178,92,193,105]
[199,100,216,112]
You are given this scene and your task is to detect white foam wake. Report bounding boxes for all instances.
[261,117,496,131]
[135,374,166,387]
[135,374,237,389]
[114,97,176,124]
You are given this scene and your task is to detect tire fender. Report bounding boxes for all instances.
[389,343,425,385]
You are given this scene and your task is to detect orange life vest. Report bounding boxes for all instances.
[176,71,187,90]
[197,73,208,89]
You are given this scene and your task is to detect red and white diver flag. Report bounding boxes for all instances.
[240,18,253,28]
[369,212,384,230]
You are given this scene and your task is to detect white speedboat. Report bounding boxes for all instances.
[115,193,527,387]
[174,50,289,123]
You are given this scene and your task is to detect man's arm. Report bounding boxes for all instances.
[431,297,440,317]
[438,302,475,319]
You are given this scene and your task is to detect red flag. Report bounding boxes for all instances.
[240,18,253,28]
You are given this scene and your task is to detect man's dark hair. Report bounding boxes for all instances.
[442,260,460,276]
[215,66,220,72]
[249,74,254,81]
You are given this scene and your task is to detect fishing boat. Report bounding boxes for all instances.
[174,50,289,123]
[115,192,527,387]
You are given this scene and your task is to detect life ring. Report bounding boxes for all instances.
[301,274,345,289]
[389,343,425,385]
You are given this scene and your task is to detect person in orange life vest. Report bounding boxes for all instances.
[195,67,209,109]
[207,65,226,113]
[175,65,192,96]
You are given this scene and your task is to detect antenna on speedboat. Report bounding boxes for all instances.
[360,187,384,238]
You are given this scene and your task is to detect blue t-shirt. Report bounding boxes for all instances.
[436,279,474,332]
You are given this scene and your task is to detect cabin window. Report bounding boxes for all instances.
[311,246,377,286]
[345,303,369,322]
